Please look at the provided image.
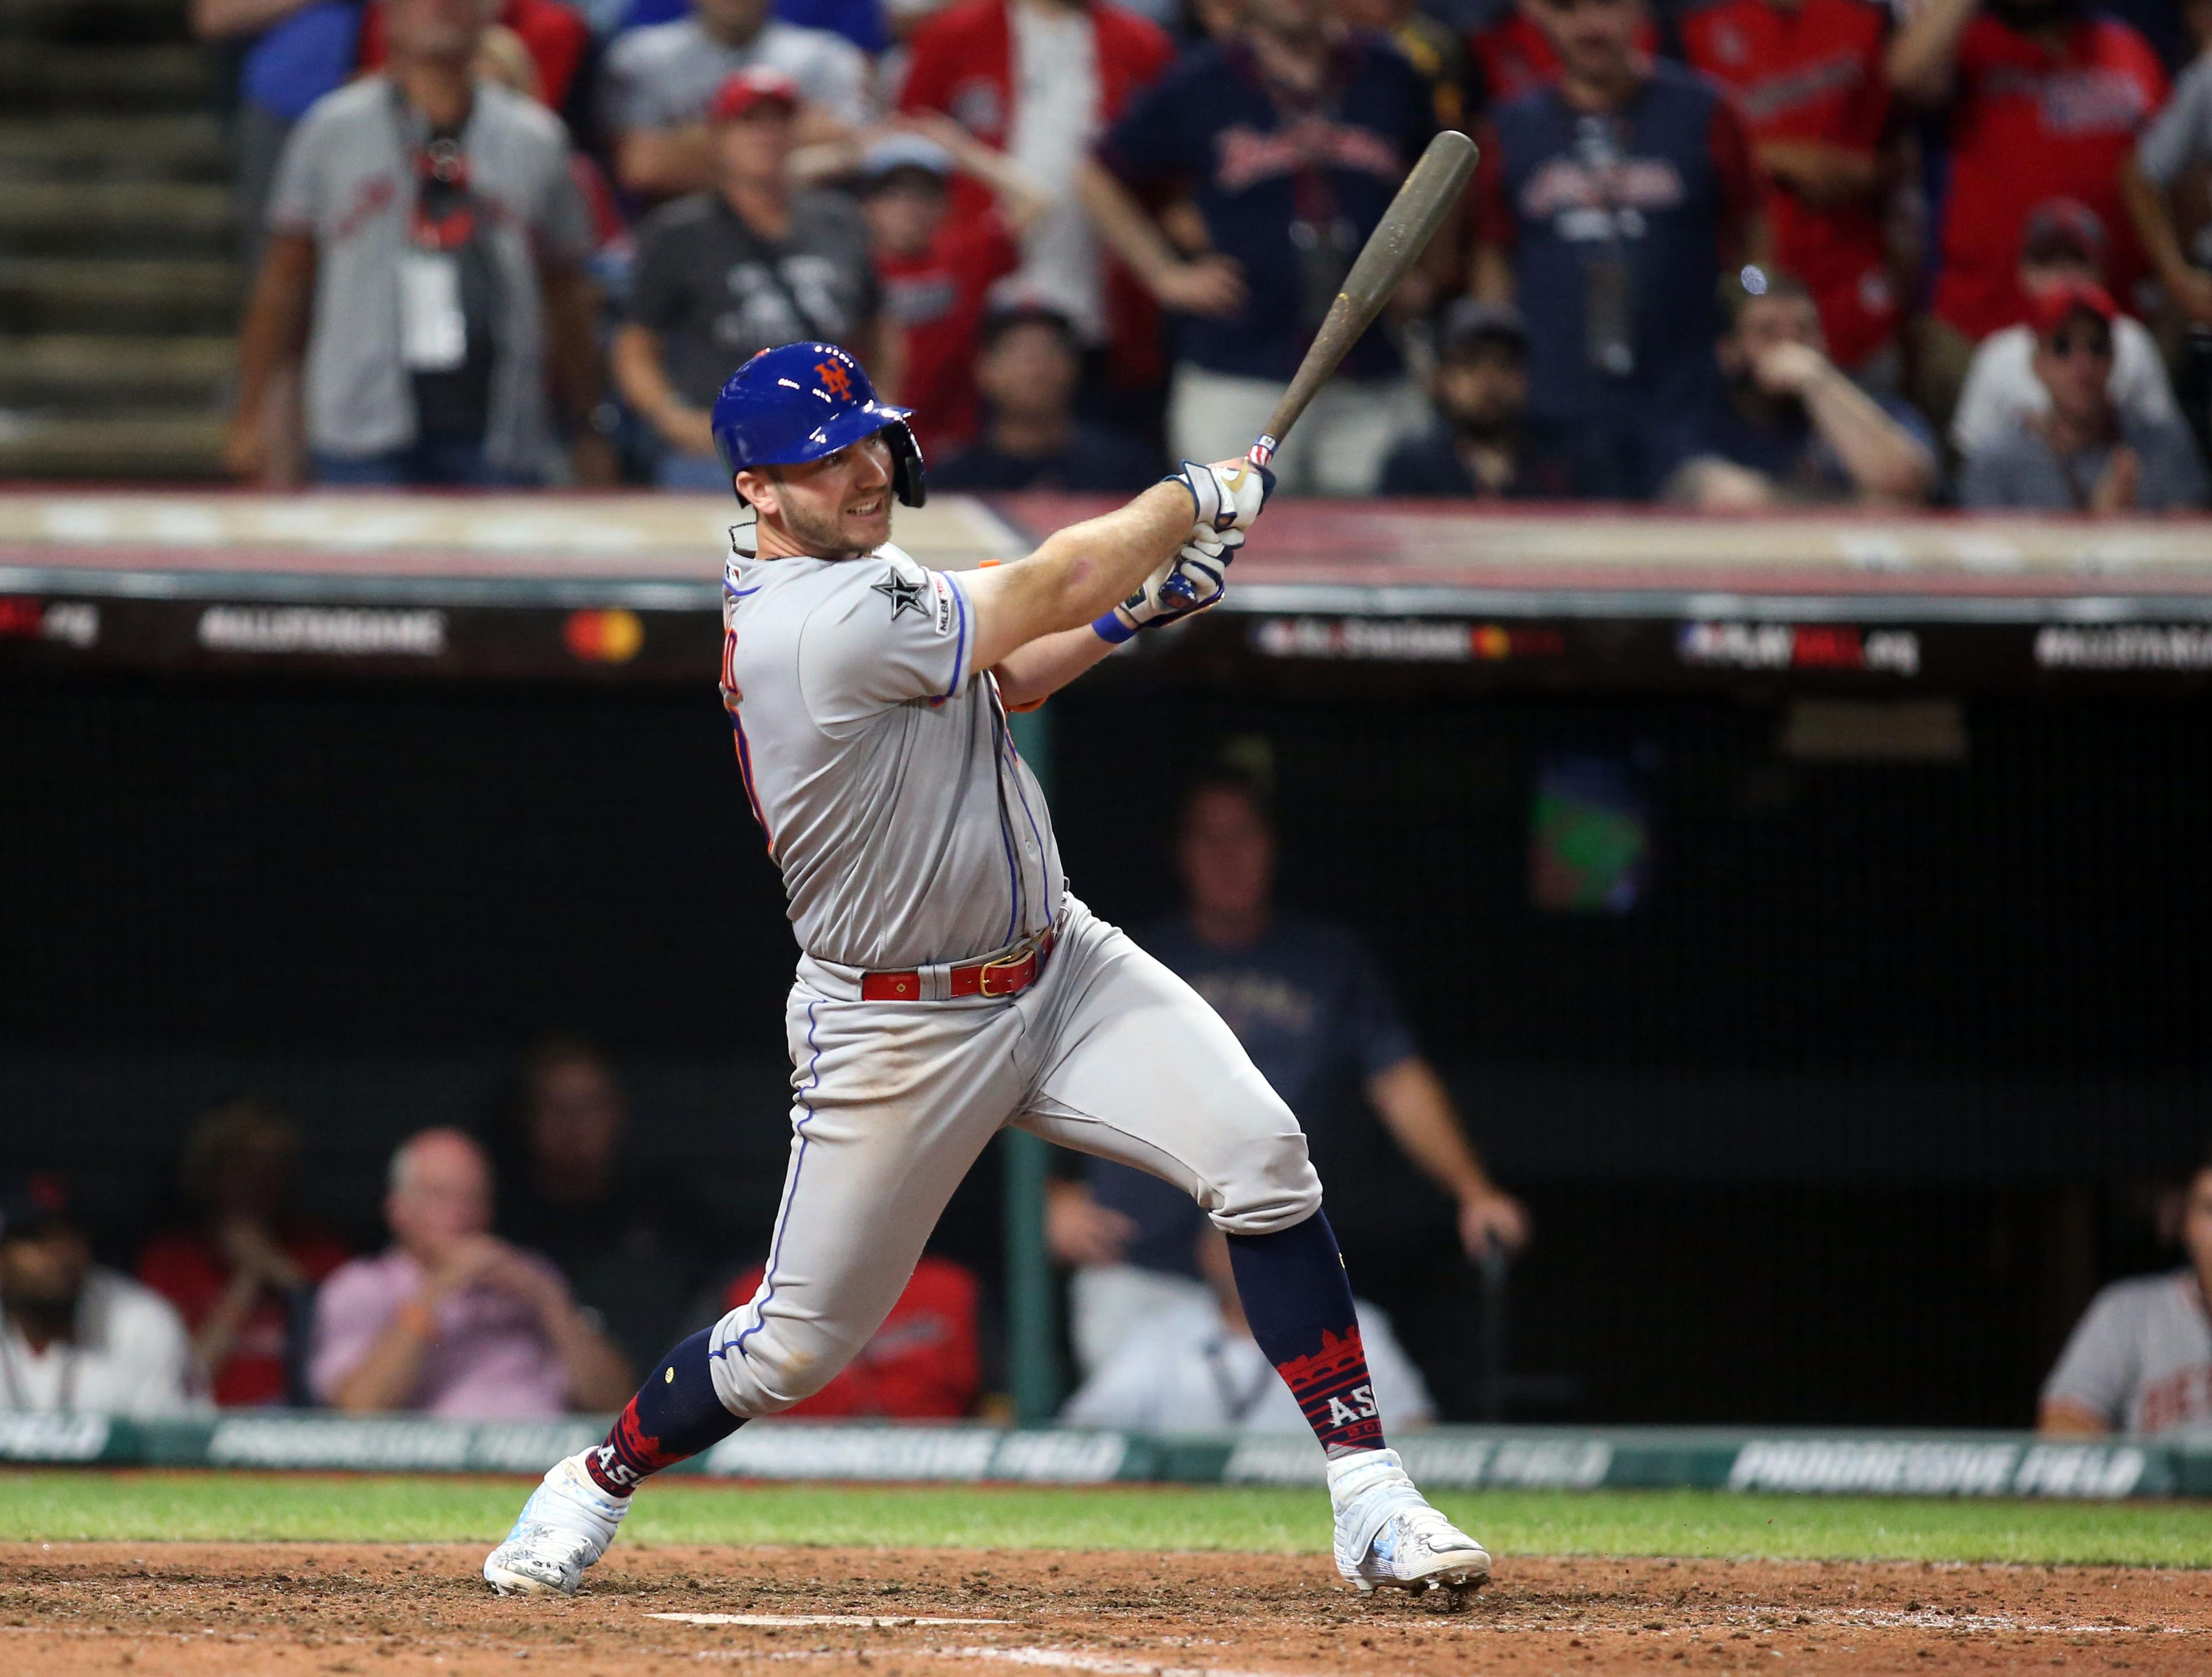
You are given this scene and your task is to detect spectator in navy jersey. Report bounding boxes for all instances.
[1077,0,1438,495]
[1470,0,1768,497]
[1046,773,1529,1387]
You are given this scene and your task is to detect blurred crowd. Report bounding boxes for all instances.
[206,0,2212,513]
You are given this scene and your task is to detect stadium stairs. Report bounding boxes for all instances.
[0,0,234,479]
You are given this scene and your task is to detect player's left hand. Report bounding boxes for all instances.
[1092,527,1241,643]
[1457,1187,1531,1260]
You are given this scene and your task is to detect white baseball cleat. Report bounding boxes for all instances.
[1327,1447,1493,1596]
[483,1450,631,1597]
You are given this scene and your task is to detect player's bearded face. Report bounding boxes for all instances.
[765,437,896,559]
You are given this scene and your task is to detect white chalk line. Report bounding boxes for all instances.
[647,1613,1012,1627]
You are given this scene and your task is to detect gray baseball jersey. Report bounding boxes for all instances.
[720,544,1062,970]
[2041,1269,2212,1437]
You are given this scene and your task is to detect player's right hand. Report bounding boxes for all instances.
[1168,458,1274,534]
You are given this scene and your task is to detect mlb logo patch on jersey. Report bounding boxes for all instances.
[930,572,956,636]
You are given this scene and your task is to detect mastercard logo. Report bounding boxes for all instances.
[565,609,643,663]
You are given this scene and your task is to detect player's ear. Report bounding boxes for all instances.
[734,468,779,517]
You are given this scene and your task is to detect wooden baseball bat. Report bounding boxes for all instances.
[1247,129,1480,469]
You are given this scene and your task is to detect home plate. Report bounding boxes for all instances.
[646,1612,1013,1627]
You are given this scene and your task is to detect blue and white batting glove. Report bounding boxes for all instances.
[1167,458,1274,534]
[1093,528,1241,644]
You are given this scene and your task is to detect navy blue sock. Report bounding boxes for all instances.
[1226,1211,1385,1457]
[583,1329,744,1496]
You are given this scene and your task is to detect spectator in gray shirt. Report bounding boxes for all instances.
[612,69,889,490]
[599,0,870,203]
[1960,282,2209,515]
[224,0,603,487]
[2041,1151,2212,1439]
[2121,9,2212,335]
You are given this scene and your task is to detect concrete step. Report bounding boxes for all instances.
[0,0,187,43]
[0,335,234,405]
[0,411,227,480]
[0,181,236,256]
[0,259,240,335]
[0,116,228,183]
[0,43,213,112]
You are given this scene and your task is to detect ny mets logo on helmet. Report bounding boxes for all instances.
[816,359,853,399]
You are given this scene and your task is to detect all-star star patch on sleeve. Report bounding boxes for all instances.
[795,550,974,732]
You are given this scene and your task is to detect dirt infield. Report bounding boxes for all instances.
[4,1539,2207,1676]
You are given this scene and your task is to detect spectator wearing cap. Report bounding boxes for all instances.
[1080,0,1438,495]
[1677,0,1897,380]
[1379,299,1624,498]
[1469,0,1769,498]
[137,1101,351,1408]
[2123,6,2212,335]
[1960,282,2208,513]
[223,0,604,488]
[899,0,1173,388]
[1887,0,2166,422]
[859,127,1033,458]
[1952,200,2181,461]
[929,305,1162,490]
[613,68,888,490]
[1672,268,1936,508]
[2,1175,199,1415]
[310,1129,632,1417]
[600,0,871,203]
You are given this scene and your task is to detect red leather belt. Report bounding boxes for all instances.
[860,926,1056,1003]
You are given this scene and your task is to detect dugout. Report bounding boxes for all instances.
[5,491,2211,1430]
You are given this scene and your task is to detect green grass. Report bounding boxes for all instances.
[2,1470,2208,1567]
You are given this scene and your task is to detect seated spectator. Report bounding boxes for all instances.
[1061,1228,1433,1435]
[2,1173,199,1415]
[1671,269,1936,509]
[599,0,870,203]
[357,0,592,113]
[1079,0,1437,495]
[2041,1151,2212,1437]
[1469,0,1767,498]
[1465,0,1657,113]
[1887,0,2166,423]
[491,1038,715,1376]
[1960,282,2209,513]
[900,0,1173,391]
[929,305,1161,491]
[858,130,1025,459]
[1953,201,2180,461]
[1380,298,1623,498]
[137,1101,350,1407]
[224,0,602,488]
[2124,13,2212,335]
[615,69,886,490]
[1677,0,1897,381]
[310,1128,632,1417]
[706,1254,981,1417]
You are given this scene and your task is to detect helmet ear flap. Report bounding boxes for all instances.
[887,421,927,508]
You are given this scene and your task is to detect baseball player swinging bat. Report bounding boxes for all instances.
[1247,129,1480,472]
[482,134,1492,1609]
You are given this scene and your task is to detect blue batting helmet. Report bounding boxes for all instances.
[710,342,926,507]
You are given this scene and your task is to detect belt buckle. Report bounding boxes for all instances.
[978,948,1035,997]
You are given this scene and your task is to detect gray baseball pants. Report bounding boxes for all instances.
[706,895,1322,1418]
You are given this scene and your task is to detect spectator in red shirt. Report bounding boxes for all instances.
[861,129,1028,458]
[137,1101,349,1407]
[898,0,1173,395]
[358,0,590,113]
[1466,0,1659,113]
[1888,0,2167,420]
[718,1254,981,1418]
[1678,0,1898,378]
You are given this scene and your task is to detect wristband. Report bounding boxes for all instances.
[1091,610,1138,644]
